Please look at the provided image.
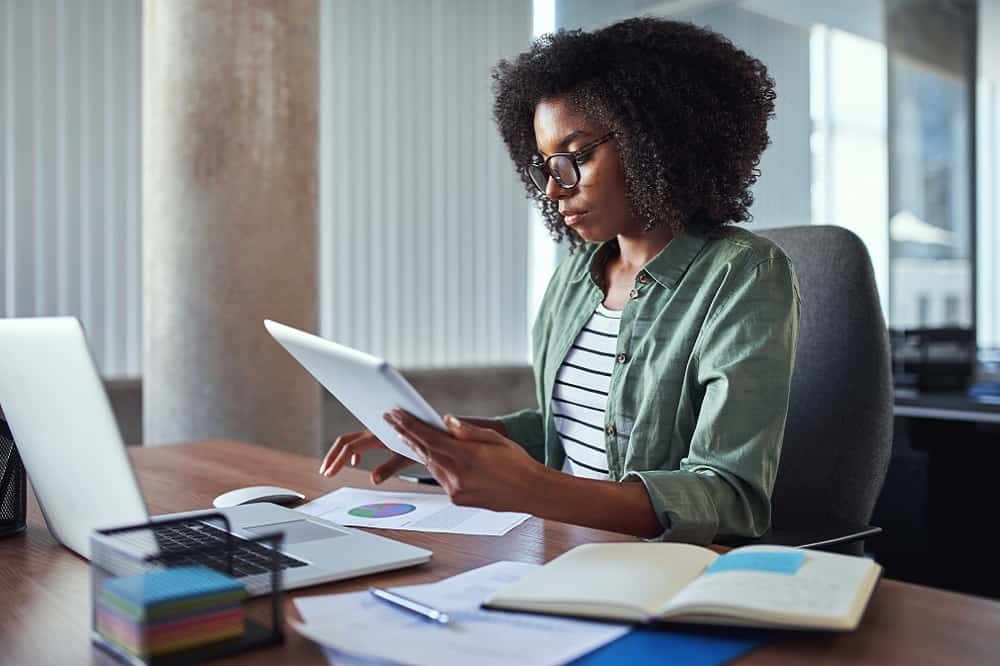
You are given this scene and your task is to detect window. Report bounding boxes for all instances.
[810,25,889,313]
[887,0,976,332]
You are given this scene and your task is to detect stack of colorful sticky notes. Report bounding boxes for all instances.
[96,565,247,659]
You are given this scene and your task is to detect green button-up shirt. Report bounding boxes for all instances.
[498,227,800,544]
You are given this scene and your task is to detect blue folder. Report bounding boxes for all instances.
[570,627,768,666]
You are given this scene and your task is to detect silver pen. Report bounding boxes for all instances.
[368,586,451,625]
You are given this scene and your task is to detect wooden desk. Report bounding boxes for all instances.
[1,440,997,665]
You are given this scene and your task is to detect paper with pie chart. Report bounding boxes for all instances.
[348,502,417,519]
[298,487,531,536]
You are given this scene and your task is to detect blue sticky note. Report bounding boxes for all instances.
[102,565,246,607]
[705,551,806,575]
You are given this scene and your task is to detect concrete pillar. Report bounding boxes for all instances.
[143,0,320,454]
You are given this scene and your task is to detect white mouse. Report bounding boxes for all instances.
[212,485,306,509]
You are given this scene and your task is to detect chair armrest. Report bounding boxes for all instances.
[716,525,883,554]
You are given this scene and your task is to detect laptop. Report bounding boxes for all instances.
[0,317,431,595]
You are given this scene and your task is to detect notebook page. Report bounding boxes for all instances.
[487,543,717,619]
[658,547,880,628]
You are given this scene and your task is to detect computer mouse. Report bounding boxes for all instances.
[212,485,306,509]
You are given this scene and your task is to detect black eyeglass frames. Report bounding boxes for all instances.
[524,132,615,194]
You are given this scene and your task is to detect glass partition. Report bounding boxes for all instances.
[887,0,977,331]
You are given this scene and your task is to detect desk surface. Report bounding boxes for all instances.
[1,440,998,665]
[894,388,1000,423]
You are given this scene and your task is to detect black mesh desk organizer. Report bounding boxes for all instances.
[0,418,26,538]
[90,513,285,665]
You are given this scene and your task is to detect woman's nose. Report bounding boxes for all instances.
[544,174,569,201]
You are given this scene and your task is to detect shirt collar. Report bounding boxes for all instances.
[570,233,709,289]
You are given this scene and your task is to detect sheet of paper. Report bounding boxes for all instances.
[293,561,631,666]
[298,487,530,536]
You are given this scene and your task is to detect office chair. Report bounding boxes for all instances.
[741,225,893,555]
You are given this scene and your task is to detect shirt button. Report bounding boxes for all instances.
[616,352,628,364]
[605,424,617,437]
[637,273,650,284]
[629,288,640,299]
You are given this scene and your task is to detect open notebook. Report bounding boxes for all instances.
[483,543,882,631]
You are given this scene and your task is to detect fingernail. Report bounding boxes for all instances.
[350,453,358,467]
[372,473,382,484]
[445,415,460,427]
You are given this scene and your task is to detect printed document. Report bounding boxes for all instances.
[292,561,631,666]
[298,487,530,536]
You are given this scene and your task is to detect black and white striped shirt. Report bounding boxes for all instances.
[552,303,620,480]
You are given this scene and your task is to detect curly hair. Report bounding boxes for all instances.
[492,17,776,251]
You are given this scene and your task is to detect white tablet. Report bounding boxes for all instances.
[265,319,445,463]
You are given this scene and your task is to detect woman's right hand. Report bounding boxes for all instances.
[318,429,415,484]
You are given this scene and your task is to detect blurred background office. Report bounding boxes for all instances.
[2,0,999,596]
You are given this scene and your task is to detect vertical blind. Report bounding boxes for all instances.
[1,0,142,378]
[1,0,534,377]
[318,0,533,368]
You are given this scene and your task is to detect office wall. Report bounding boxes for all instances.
[0,0,142,378]
[318,0,533,368]
[1,0,535,378]
[555,0,663,29]
[741,0,884,42]
[681,6,813,230]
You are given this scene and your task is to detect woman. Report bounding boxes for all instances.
[319,17,799,544]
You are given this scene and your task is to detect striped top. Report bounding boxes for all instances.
[553,303,621,480]
[499,229,800,543]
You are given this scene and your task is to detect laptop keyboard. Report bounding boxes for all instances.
[149,521,309,578]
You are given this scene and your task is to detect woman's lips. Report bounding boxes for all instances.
[562,211,587,226]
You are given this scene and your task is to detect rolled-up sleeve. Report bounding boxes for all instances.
[624,256,799,543]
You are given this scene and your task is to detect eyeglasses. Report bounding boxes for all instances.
[525,132,615,194]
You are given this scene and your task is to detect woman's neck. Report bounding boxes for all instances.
[613,225,675,273]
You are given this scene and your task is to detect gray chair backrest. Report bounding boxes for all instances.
[755,225,893,529]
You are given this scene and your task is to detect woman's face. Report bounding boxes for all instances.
[532,98,640,242]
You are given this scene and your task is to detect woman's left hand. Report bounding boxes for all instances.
[382,408,549,514]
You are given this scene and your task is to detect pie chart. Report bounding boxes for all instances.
[348,502,417,518]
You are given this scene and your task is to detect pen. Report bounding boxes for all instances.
[369,586,451,625]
